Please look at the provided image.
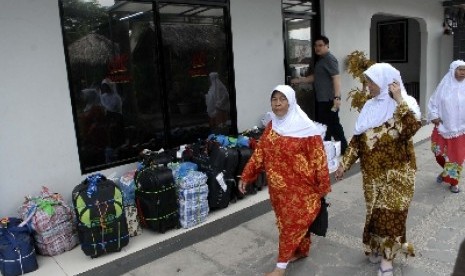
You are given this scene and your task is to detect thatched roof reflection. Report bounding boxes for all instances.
[161,24,225,54]
[68,33,119,65]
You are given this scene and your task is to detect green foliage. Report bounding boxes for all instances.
[345,50,375,112]
[60,0,109,44]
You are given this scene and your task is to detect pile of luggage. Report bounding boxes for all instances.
[0,125,342,275]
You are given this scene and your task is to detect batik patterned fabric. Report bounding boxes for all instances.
[340,102,420,260]
[431,127,465,186]
[241,125,331,263]
[124,205,142,237]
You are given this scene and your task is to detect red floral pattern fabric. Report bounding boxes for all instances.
[241,124,331,262]
[431,127,465,186]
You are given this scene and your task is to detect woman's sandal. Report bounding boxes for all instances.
[450,185,460,193]
[436,173,443,183]
[377,267,393,276]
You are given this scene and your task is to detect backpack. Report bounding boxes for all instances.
[72,173,129,258]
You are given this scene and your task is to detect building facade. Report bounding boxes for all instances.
[0,0,452,217]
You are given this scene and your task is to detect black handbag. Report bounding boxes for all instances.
[308,197,329,237]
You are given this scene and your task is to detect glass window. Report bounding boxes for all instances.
[60,0,234,173]
[282,0,318,119]
[159,3,232,145]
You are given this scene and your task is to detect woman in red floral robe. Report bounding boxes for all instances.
[239,85,331,276]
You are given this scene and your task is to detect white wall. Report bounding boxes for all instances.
[0,0,80,216]
[231,0,285,131]
[0,0,447,217]
[321,0,444,140]
[0,0,140,217]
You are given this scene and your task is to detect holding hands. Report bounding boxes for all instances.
[238,179,248,194]
[335,164,344,181]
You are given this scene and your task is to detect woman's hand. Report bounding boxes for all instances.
[335,164,344,181]
[238,179,248,194]
[388,81,403,104]
[431,118,442,126]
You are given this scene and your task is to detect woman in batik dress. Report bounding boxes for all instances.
[239,85,331,276]
[427,60,465,193]
[335,63,421,276]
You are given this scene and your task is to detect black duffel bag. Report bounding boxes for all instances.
[135,166,179,233]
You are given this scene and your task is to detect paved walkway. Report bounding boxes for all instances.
[120,139,465,276]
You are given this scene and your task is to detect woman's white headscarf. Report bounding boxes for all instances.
[354,63,421,135]
[394,68,422,121]
[269,85,326,138]
[82,88,102,112]
[100,78,122,114]
[206,72,230,117]
[427,60,465,138]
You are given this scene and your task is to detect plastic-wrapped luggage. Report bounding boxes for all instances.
[124,205,142,237]
[72,174,129,258]
[118,170,137,206]
[18,187,78,256]
[323,141,341,173]
[118,170,142,237]
[171,164,209,229]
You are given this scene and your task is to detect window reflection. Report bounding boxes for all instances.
[60,0,233,172]
[160,4,231,144]
[283,0,317,120]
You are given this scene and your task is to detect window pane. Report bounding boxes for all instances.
[61,0,164,172]
[285,18,315,118]
[60,0,233,173]
[159,3,232,144]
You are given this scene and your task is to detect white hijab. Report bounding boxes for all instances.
[394,69,422,121]
[82,88,102,112]
[354,63,421,135]
[206,72,230,117]
[427,60,465,138]
[100,78,122,114]
[269,85,326,138]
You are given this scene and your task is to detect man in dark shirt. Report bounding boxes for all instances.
[292,35,348,154]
